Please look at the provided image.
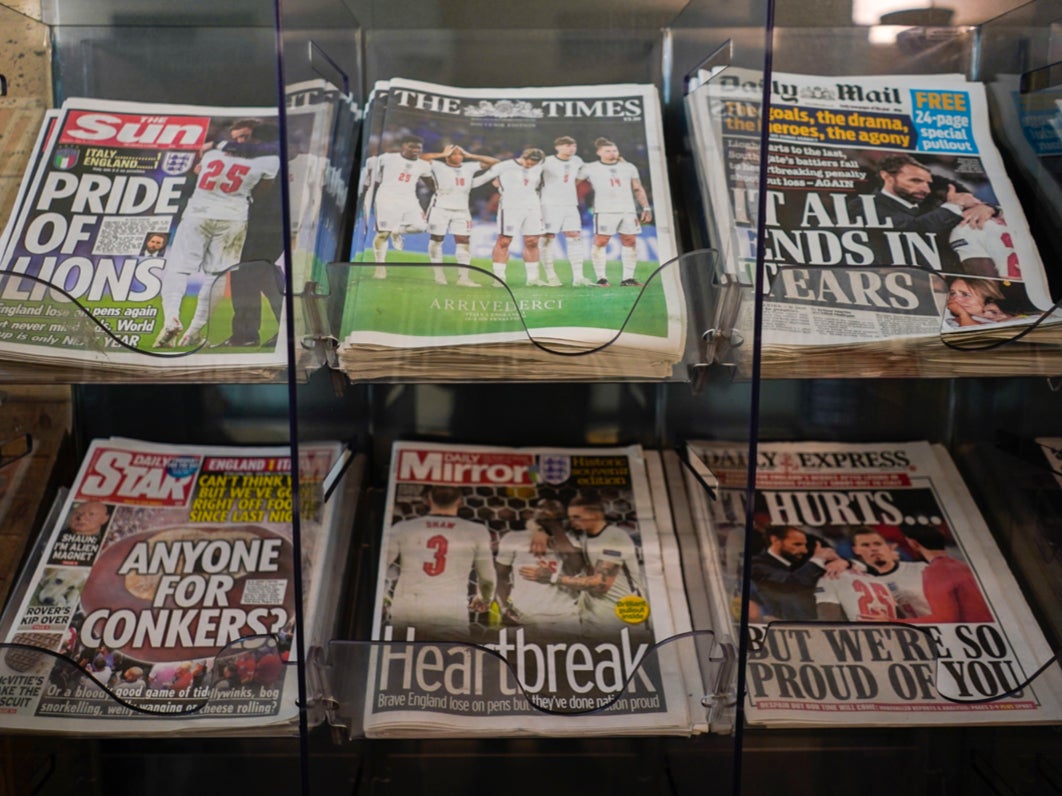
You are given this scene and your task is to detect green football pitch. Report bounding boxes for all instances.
[340,252,670,340]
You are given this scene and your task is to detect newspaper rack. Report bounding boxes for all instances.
[319,248,747,386]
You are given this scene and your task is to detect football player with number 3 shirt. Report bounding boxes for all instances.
[577,137,652,287]
[384,485,495,641]
[154,118,279,348]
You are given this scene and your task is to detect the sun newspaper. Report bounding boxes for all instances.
[684,439,1062,726]
[0,97,296,378]
[0,437,348,735]
[685,70,1059,364]
[364,441,697,737]
[338,78,685,381]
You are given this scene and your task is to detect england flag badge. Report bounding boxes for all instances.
[537,454,571,485]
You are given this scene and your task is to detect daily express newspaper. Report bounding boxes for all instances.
[0,437,344,735]
[0,98,291,373]
[685,439,1062,726]
[686,70,1054,347]
[339,79,684,376]
[365,441,694,737]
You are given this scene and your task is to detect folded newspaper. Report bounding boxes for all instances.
[0,437,353,736]
[684,439,1062,726]
[338,78,685,381]
[686,70,1062,378]
[362,441,699,737]
[0,84,352,381]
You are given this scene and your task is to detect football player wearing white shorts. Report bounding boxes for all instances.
[541,136,590,286]
[384,485,495,641]
[523,493,646,636]
[154,118,280,348]
[472,148,546,286]
[370,136,432,279]
[577,137,653,287]
[423,145,499,286]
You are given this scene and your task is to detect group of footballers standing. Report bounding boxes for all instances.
[363,133,654,288]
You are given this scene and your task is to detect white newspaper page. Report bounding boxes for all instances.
[687,70,1053,346]
[0,437,342,735]
[365,441,692,737]
[687,439,1062,726]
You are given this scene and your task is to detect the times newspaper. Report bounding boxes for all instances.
[338,78,685,381]
[686,69,1057,351]
[0,97,298,376]
[684,439,1062,726]
[364,442,697,736]
[0,437,345,735]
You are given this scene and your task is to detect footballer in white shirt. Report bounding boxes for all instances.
[384,485,495,641]
[472,147,547,287]
[155,118,280,348]
[577,137,653,287]
[540,136,591,287]
[422,145,499,287]
[370,136,432,279]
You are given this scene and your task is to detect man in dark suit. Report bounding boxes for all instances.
[750,526,844,621]
[855,154,996,271]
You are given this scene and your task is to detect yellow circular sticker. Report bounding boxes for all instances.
[614,595,650,625]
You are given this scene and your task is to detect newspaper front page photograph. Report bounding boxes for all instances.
[686,70,1058,366]
[338,78,684,380]
[365,441,695,737]
[686,439,1062,726]
[0,437,344,735]
[0,98,291,376]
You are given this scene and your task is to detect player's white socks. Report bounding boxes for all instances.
[525,261,543,286]
[184,274,226,340]
[492,262,507,286]
[372,232,390,270]
[621,245,637,281]
[566,235,587,283]
[591,245,608,281]
[455,244,479,286]
[428,239,443,262]
[540,244,560,286]
[159,270,188,330]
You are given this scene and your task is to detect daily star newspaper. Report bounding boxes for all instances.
[364,441,695,736]
[337,78,684,381]
[0,98,291,378]
[0,437,347,735]
[684,439,1062,726]
[686,69,1058,361]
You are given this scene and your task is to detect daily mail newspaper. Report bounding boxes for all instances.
[0,98,290,376]
[0,437,345,735]
[338,78,684,380]
[686,70,1055,350]
[685,439,1062,726]
[364,441,695,737]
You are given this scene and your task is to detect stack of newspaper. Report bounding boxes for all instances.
[686,69,1062,378]
[682,439,1062,726]
[0,437,359,736]
[0,81,354,382]
[337,78,686,381]
[357,441,706,737]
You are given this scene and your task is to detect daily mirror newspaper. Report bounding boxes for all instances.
[337,78,684,381]
[364,441,696,736]
[0,437,345,735]
[686,70,1056,352]
[685,439,1062,726]
[0,98,290,377]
